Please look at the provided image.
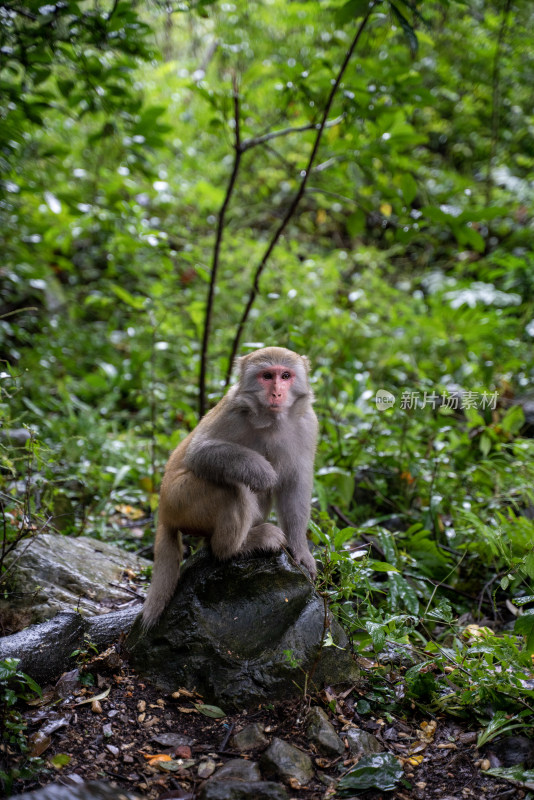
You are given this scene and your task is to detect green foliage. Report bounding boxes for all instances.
[0,658,42,793]
[2,0,534,757]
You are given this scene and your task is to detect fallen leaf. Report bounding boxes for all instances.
[407,755,424,767]
[29,732,51,757]
[115,504,145,520]
[75,687,110,706]
[50,753,71,769]
[144,753,172,764]
[195,703,225,718]
[159,759,196,772]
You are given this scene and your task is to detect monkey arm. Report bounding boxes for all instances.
[275,473,317,579]
[184,438,277,492]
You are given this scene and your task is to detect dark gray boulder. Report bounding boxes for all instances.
[126,550,358,707]
[9,781,145,800]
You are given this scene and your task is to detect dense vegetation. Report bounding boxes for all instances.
[2,0,534,786]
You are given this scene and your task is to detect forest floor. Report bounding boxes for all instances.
[9,653,523,800]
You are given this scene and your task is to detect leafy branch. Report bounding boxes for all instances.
[223,4,376,386]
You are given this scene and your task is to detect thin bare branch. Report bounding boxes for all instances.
[240,115,344,152]
[224,6,376,384]
[199,77,242,418]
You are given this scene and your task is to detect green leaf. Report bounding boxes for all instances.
[369,560,400,573]
[486,765,534,790]
[366,621,386,651]
[346,208,366,236]
[514,612,534,654]
[337,753,403,794]
[110,283,146,310]
[479,432,492,456]
[0,658,20,681]
[500,405,525,436]
[50,753,71,768]
[388,572,420,615]
[195,703,226,718]
[389,2,418,55]
[334,0,370,25]
[399,173,418,204]
[524,552,534,580]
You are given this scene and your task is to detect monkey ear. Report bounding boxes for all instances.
[300,354,311,375]
[236,354,249,378]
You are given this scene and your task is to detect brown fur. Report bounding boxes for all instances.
[141,347,317,628]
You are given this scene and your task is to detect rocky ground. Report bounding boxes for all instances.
[6,653,526,800]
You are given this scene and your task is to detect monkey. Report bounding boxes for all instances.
[141,346,318,629]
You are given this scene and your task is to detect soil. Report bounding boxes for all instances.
[7,654,521,800]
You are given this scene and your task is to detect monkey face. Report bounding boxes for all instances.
[256,365,295,411]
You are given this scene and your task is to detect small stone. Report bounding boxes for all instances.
[106,744,119,756]
[232,723,269,752]
[198,758,218,778]
[200,780,288,800]
[210,759,261,782]
[151,732,194,748]
[261,737,314,786]
[306,707,344,756]
[345,728,384,757]
[480,759,491,771]
[458,731,477,745]
[137,700,146,713]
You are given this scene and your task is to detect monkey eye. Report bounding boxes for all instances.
[262,371,273,380]
[281,371,291,380]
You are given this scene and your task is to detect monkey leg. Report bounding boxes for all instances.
[141,523,183,629]
[240,522,286,554]
[208,485,279,560]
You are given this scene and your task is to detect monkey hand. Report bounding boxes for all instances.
[293,547,317,580]
[244,459,278,493]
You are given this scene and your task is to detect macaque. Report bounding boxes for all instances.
[141,346,318,629]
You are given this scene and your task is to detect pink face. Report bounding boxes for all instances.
[257,364,295,411]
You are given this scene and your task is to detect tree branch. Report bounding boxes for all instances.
[240,115,344,152]
[224,6,376,385]
[485,0,512,205]
[199,77,242,418]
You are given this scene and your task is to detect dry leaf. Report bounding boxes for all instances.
[75,687,110,706]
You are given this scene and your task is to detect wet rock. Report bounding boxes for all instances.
[127,550,358,708]
[260,737,314,786]
[210,759,261,781]
[485,735,534,768]
[0,607,138,685]
[345,727,384,757]
[10,780,145,799]
[0,533,150,627]
[200,781,288,800]
[306,706,344,756]
[1,428,32,446]
[231,722,269,752]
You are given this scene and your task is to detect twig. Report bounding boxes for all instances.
[240,115,344,152]
[199,76,242,418]
[224,6,376,385]
[219,722,235,751]
[485,0,512,204]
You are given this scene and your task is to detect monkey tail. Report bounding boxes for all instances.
[141,523,183,629]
